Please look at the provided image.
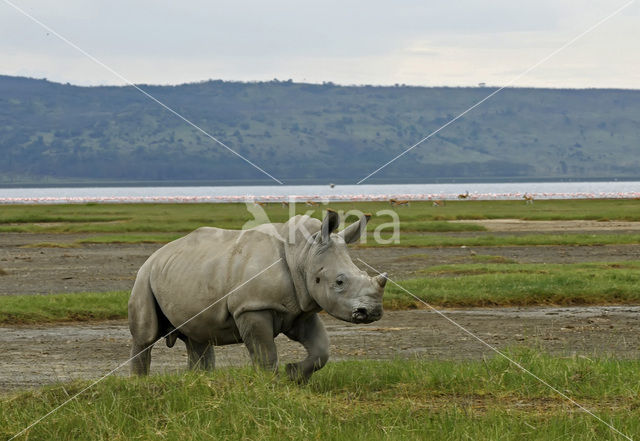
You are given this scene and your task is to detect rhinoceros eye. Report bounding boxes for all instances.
[336,279,343,286]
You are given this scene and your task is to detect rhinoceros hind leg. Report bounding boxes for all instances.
[236,310,278,372]
[284,313,329,383]
[128,265,161,375]
[130,343,153,375]
[186,338,215,371]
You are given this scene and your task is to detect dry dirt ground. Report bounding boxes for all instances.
[1,220,639,392]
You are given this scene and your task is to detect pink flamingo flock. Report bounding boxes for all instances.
[1,191,639,205]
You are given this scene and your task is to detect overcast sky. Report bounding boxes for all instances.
[1,0,638,88]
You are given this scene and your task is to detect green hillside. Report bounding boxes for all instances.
[0,75,638,184]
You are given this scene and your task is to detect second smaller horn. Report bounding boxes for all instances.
[375,272,388,288]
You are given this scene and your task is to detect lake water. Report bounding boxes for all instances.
[1,182,639,204]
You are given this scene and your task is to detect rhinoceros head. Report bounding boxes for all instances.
[298,210,387,324]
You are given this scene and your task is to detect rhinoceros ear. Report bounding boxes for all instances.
[321,209,340,243]
[339,213,371,244]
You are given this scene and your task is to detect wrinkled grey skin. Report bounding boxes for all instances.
[128,211,387,382]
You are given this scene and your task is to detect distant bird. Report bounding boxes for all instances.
[329,183,335,188]
[457,191,469,200]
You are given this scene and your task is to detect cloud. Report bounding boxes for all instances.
[0,0,637,88]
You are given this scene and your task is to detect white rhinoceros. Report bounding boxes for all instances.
[128,210,387,382]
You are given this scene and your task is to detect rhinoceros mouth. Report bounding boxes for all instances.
[351,307,382,324]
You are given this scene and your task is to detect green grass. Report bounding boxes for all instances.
[2,261,639,324]
[0,214,130,223]
[377,199,640,222]
[21,232,640,247]
[385,261,640,308]
[0,199,638,236]
[1,199,639,248]
[2,353,640,440]
[469,254,517,264]
[0,291,128,324]
[385,233,640,248]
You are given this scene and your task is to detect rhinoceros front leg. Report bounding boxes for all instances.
[235,310,278,372]
[186,338,215,371]
[284,313,329,383]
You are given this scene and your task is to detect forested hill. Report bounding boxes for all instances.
[1,75,639,185]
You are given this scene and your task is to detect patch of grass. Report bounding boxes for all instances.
[43,231,640,247]
[0,203,252,234]
[46,232,640,247]
[0,199,638,236]
[0,291,128,324]
[2,352,640,440]
[376,233,640,248]
[470,254,517,264]
[0,215,130,224]
[382,199,640,222]
[384,261,640,309]
[1,261,639,325]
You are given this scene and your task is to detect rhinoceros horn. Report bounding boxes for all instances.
[375,272,388,288]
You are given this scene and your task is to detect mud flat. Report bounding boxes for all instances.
[1,306,639,392]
